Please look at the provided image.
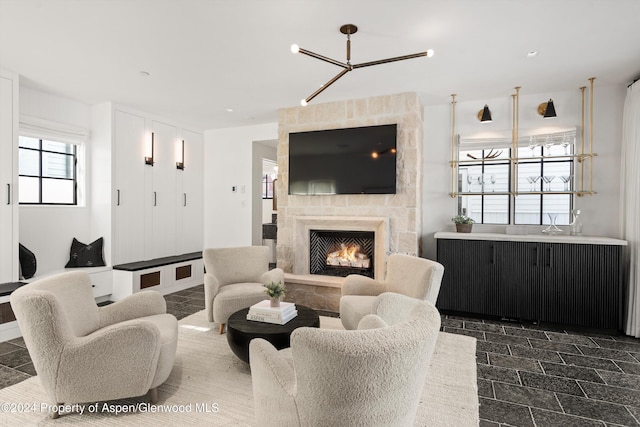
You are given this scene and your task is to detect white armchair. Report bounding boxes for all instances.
[10,271,178,418]
[203,246,284,334]
[250,292,442,427]
[340,253,444,329]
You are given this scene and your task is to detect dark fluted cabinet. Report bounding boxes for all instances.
[435,233,625,330]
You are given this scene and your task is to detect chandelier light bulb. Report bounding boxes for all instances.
[290,44,300,54]
[426,49,434,58]
[300,99,308,107]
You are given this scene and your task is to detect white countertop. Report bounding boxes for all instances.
[434,231,627,246]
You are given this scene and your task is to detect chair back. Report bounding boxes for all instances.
[291,298,441,426]
[203,246,269,286]
[385,254,444,303]
[10,271,100,402]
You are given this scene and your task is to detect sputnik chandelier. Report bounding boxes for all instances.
[291,24,433,106]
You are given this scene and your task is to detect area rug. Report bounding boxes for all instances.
[0,311,479,426]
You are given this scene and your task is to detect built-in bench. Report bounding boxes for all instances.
[0,253,204,342]
[0,266,114,342]
[0,282,26,335]
[112,251,203,301]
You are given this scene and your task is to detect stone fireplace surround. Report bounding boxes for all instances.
[276,93,424,312]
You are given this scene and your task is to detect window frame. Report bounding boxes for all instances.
[262,174,274,200]
[458,147,574,225]
[515,147,574,225]
[18,137,78,206]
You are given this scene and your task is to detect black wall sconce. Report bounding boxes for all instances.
[538,99,557,118]
[176,140,185,170]
[145,132,155,166]
[477,104,493,123]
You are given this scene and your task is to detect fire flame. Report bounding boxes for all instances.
[326,243,370,269]
[335,244,359,262]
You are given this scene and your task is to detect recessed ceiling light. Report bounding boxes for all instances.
[226,108,234,112]
[139,71,150,77]
[527,51,538,58]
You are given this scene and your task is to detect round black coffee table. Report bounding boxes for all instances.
[226,305,320,363]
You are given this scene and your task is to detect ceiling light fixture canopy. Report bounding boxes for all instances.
[292,24,433,106]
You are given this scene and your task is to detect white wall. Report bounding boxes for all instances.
[421,83,625,260]
[203,123,278,249]
[19,87,93,275]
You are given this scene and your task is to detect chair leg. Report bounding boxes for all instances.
[52,403,62,419]
[149,387,158,404]
[219,323,225,334]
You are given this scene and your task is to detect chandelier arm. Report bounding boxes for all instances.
[298,47,349,69]
[304,68,351,104]
[352,52,429,69]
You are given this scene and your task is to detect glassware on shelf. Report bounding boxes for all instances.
[560,175,572,191]
[542,175,555,191]
[561,134,572,156]
[529,176,541,192]
[528,136,538,157]
[544,135,554,156]
[477,175,484,192]
[542,213,563,235]
[526,176,534,191]
[490,174,496,192]
[466,174,474,192]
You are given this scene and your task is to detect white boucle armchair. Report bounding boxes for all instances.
[250,292,442,427]
[204,246,284,334]
[340,253,444,330]
[10,271,178,419]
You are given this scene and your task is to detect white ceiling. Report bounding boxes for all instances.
[1,0,640,131]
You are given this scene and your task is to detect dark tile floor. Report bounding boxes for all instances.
[2,285,640,426]
[443,314,640,426]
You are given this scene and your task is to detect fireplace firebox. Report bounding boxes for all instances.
[309,230,374,278]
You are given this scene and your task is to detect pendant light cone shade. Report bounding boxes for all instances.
[543,99,557,118]
[480,105,492,123]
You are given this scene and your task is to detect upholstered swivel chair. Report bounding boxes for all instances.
[10,271,178,418]
[340,253,444,330]
[204,246,284,334]
[250,292,442,427]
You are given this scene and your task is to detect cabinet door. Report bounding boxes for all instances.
[176,129,203,254]
[498,241,542,321]
[151,121,178,259]
[113,110,146,265]
[437,239,502,316]
[540,243,621,329]
[0,73,17,282]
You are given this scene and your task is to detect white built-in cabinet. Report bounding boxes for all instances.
[177,129,204,254]
[150,120,178,259]
[113,110,147,265]
[0,70,18,283]
[105,106,203,266]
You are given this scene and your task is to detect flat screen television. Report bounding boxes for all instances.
[288,124,397,195]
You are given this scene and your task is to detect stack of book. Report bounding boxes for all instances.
[247,300,298,325]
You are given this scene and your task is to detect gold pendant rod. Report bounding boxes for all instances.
[579,86,586,197]
[511,86,520,195]
[450,94,457,198]
[589,77,595,194]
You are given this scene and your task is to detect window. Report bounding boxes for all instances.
[262,159,277,199]
[262,174,274,199]
[18,136,77,205]
[458,132,574,225]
